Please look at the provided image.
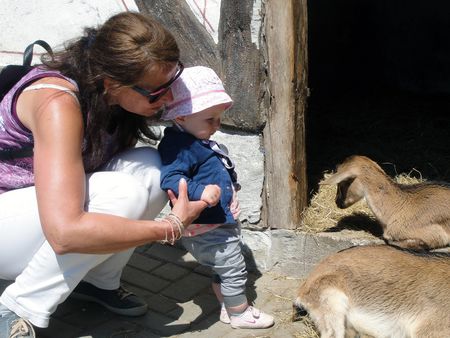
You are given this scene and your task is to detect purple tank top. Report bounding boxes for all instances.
[0,67,115,194]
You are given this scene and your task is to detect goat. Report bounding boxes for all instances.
[321,155,450,250]
[293,245,450,338]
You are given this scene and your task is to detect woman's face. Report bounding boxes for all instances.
[106,63,178,117]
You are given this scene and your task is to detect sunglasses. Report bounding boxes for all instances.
[132,62,184,103]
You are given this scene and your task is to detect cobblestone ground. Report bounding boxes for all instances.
[1,243,317,337]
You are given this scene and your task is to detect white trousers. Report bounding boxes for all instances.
[0,147,168,328]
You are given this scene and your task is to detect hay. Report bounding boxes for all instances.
[299,171,424,233]
[293,317,320,338]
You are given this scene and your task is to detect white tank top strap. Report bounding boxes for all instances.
[23,83,79,102]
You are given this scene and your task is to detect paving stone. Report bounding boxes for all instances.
[166,293,219,322]
[145,292,180,314]
[132,309,191,336]
[191,293,220,320]
[127,253,163,272]
[79,319,160,338]
[193,264,213,277]
[166,299,204,323]
[161,273,211,302]
[134,243,153,254]
[145,243,200,268]
[151,262,191,281]
[179,312,229,337]
[121,266,170,293]
[34,317,83,338]
[220,326,275,338]
[121,282,154,297]
[59,302,114,330]
[52,297,87,318]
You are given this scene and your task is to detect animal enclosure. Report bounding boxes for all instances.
[306,0,450,198]
[136,0,450,230]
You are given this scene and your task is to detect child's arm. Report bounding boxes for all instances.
[230,185,241,219]
[160,148,205,200]
[161,156,221,206]
[159,134,209,202]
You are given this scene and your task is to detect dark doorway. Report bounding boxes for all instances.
[306,0,450,195]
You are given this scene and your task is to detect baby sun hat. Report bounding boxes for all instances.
[161,66,233,120]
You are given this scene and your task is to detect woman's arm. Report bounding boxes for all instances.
[18,78,206,254]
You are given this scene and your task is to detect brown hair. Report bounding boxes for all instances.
[42,11,180,167]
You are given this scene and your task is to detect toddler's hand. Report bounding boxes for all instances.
[168,179,208,227]
[201,185,221,206]
[230,186,241,220]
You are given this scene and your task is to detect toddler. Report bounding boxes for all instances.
[158,66,274,329]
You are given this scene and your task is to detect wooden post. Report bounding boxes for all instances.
[263,0,308,229]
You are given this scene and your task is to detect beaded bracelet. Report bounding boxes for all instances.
[167,212,184,231]
[159,218,175,245]
[159,213,185,245]
[159,219,169,244]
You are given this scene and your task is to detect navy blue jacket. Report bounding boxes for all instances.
[158,127,238,225]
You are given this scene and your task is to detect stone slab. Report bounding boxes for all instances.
[242,229,382,278]
[161,273,211,303]
[121,266,171,293]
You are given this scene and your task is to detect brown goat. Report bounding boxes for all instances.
[293,245,450,338]
[321,155,450,250]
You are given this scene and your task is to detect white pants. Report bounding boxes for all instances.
[0,147,168,328]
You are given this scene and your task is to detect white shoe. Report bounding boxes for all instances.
[219,304,231,324]
[0,310,35,338]
[230,306,274,329]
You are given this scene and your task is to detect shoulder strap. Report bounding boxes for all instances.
[23,83,79,101]
[0,65,33,102]
[0,40,54,103]
[0,40,54,160]
[22,40,53,66]
[0,147,33,161]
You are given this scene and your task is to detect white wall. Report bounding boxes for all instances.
[0,0,138,66]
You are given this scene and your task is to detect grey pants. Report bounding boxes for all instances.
[181,223,247,305]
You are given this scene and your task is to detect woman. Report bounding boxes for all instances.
[0,11,206,336]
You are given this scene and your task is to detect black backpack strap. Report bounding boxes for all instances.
[0,40,53,160]
[22,40,53,66]
[0,147,33,160]
[0,40,54,102]
[0,65,34,102]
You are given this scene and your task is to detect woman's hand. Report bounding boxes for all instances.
[168,178,208,226]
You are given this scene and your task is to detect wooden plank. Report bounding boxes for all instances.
[263,0,308,229]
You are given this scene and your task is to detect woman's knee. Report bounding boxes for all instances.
[102,147,163,185]
[86,172,150,219]
[89,147,170,219]
[102,147,168,214]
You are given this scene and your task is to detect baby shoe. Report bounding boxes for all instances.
[230,306,274,329]
[219,303,231,324]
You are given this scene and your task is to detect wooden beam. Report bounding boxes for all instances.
[263,0,308,229]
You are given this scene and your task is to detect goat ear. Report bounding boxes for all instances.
[320,171,355,185]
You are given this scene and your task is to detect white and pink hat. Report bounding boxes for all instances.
[161,66,233,121]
